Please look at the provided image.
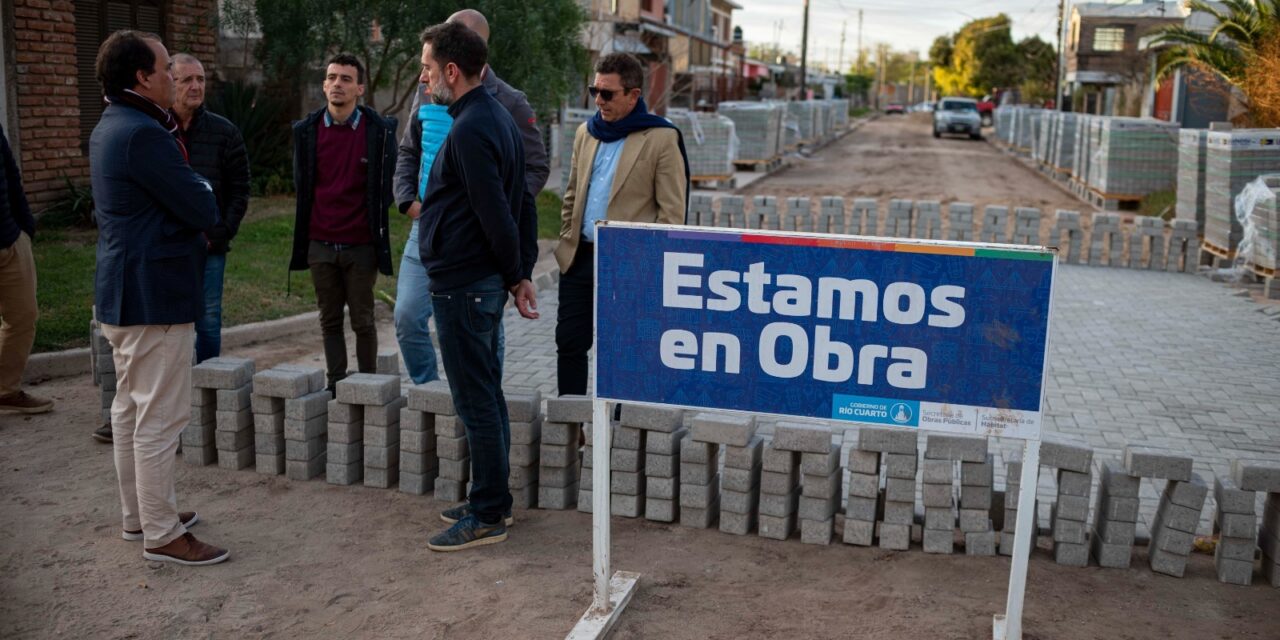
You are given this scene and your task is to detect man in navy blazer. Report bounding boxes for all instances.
[90,30,230,566]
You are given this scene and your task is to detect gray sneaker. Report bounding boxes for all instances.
[440,503,513,527]
[427,514,508,552]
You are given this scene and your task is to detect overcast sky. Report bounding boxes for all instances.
[732,0,1069,67]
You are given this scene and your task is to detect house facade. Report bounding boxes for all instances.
[1064,1,1181,116]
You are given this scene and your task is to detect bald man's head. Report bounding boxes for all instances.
[446,9,490,43]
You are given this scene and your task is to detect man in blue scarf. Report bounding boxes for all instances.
[554,53,689,398]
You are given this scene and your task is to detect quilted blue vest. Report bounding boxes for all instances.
[418,103,453,200]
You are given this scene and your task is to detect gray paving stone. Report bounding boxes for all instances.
[758,489,800,518]
[922,458,953,484]
[877,522,911,550]
[646,453,677,479]
[253,411,284,434]
[364,443,399,469]
[539,483,577,509]
[612,493,645,518]
[284,415,326,441]
[690,412,757,446]
[326,460,362,485]
[545,395,593,423]
[400,430,433,454]
[961,456,994,487]
[505,390,542,423]
[884,452,918,480]
[966,530,998,556]
[1213,474,1256,515]
[253,367,324,399]
[1091,536,1133,569]
[192,357,254,390]
[335,374,400,406]
[286,453,325,480]
[216,446,253,470]
[1056,469,1092,497]
[399,471,433,495]
[214,428,252,451]
[215,408,251,431]
[1163,473,1208,509]
[286,437,325,461]
[1053,540,1090,567]
[1232,459,1280,492]
[884,477,915,503]
[611,470,644,495]
[846,449,880,475]
[539,420,577,446]
[960,485,993,510]
[620,404,684,432]
[402,450,437,476]
[645,497,678,522]
[250,394,282,415]
[760,470,799,496]
[400,408,432,433]
[762,445,798,473]
[437,435,469,460]
[882,500,915,525]
[680,462,716,485]
[773,421,836,453]
[327,420,362,445]
[216,384,252,412]
[363,423,400,448]
[509,444,538,467]
[758,514,795,540]
[406,380,455,415]
[923,528,955,554]
[362,396,406,427]
[679,501,718,528]
[613,425,644,450]
[435,477,465,502]
[1124,446,1193,481]
[801,471,840,500]
[1100,459,1141,498]
[722,465,761,493]
[327,399,362,424]
[800,517,834,545]
[438,457,470,481]
[925,434,988,462]
[610,447,643,472]
[363,466,398,489]
[847,471,880,499]
[255,453,285,475]
[434,414,466,438]
[857,426,916,454]
[645,476,677,500]
[843,518,876,546]
[1040,438,1093,474]
[644,428,686,455]
[721,486,760,515]
[679,476,720,508]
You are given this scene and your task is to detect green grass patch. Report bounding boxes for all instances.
[33,193,561,352]
[1139,189,1177,220]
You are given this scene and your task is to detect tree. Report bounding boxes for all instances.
[931,14,1021,97]
[254,0,588,121]
[1152,0,1280,126]
[1015,36,1057,104]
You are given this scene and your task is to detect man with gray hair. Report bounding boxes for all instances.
[391,8,547,384]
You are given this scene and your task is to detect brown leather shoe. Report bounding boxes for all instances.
[122,511,198,541]
[142,532,229,566]
[0,390,53,414]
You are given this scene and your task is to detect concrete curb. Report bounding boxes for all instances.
[24,257,563,384]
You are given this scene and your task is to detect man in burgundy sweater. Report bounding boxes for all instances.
[289,54,398,390]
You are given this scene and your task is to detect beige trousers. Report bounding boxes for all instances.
[101,322,194,549]
[0,232,37,395]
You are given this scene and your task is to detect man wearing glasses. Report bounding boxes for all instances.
[554,53,689,396]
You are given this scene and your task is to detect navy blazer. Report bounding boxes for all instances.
[91,102,219,326]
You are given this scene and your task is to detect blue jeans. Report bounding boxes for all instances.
[194,252,226,364]
[395,218,505,383]
[432,274,511,524]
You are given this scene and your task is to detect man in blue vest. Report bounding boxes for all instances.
[391,8,547,385]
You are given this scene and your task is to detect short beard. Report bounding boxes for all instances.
[430,84,453,106]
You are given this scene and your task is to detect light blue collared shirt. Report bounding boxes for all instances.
[580,138,625,243]
[323,108,363,129]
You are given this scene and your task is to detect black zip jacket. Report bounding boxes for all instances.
[418,86,537,291]
[182,105,250,255]
[1,123,34,250]
[289,105,397,276]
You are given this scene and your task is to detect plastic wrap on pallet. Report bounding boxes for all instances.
[668,109,739,178]
[833,99,850,128]
[1015,108,1041,152]
[1234,174,1280,271]
[1090,118,1179,197]
[1036,112,1055,163]
[1052,113,1078,173]
[718,101,783,163]
[1083,117,1105,190]
[559,108,595,194]
[812,100,829,141]
[1175,129,1209,227]
[787,101,817,143]
[1205,129,1280,252]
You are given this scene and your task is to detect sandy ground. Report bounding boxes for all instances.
[5,120,1280,639]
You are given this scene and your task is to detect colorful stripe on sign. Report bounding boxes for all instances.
[664,229,1054,261]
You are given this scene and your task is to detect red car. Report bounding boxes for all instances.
[885,103,906,115]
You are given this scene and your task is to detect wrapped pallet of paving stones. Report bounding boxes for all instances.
[1014,107,1040,153]
[1040,439,1095,566]
[668,109,737,178]
[993,107,1013,146]
[558,108,594,194]
[770,422,842,545]
[406,381,458,496]
[1203,128,1280,254]
[1090,459,1140,567]
[618,404,684,518]
[786,100,817,145]
[859,426,918,551]
[1237,174,1280,271]
[397,397,438,495]
[251,365,326,475]
[642,411,687,523]
[833,98,850,129]
[1090,117,1179,198]
[689,414,760,536]
[1120,446,1199,577]
[923,434,989,554]
[1233,460,1280,587]
[1175,129,1211,228]
[328,375,397,485]
[717,101,784,163]
[1212,472,1259,586]
[758,440,802,541]
[188,357,255,468]
[1051,112,1078,174]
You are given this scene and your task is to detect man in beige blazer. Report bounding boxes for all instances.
[555,52,688,396]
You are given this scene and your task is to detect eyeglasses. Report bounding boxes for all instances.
[588,86,634,101]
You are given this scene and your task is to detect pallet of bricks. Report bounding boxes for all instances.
[1049,112,1078,180]
[717,101,783,167]
[557,108,594,195]
[1203,129,1280,263]
[1014,107,1040,156]
[1089,118,1179,209]
[668,109,737,186]
[786,101,817,147]
[832,98,850,130]
[1237,174,1280,296]
[993,108,1014,148]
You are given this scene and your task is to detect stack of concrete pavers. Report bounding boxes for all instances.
[250,365,326,476]
[328,373,398,486]
[89,319,115,426]
[1001,455,1042,557]
[960,455,997,556]
[771,421,841,545]
[413,381,467,502]
[1233,460,1280,586]
[505,390,555,510]
[326,392,364,485]
[620,405,684,518]
[397,399,438,495]
[1213,471,1259,586]
[1042,439,1094,566]
[1123,446,1203,577]
[361,385,406,490]
[923,434,988,554]
[1090,459,1141,567]
[860,426,918,551]
[691,414,760,536]
[542,396,594,513]
[404,381,454,495]
[842,444,880,546]
[759,441,802,541]
[679,430,720,529]
[188,357,255,468]
[643,413,687,523]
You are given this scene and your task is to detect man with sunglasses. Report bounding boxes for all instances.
[554,53,690,396]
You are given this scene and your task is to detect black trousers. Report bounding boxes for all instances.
[307,241,378,388]
[555,241,593,396]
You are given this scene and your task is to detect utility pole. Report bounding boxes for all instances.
[908,55,917,104]
[838,21,847,74]
[799,0,811,100]
[1056,0,1069,110]
[874,43,887,110]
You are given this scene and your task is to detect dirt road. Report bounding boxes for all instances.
[742,114,1091,222]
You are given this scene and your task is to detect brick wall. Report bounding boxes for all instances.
[11,0,219,211]
[13,0,82,210]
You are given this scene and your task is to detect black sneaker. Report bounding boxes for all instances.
[440,503,513,527]
[93,422,113,443]
[427,514,508,552]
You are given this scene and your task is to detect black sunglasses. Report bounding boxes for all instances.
[588,85,634,101]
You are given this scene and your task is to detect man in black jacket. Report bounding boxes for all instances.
[0,123,52,414]
[289,53,397,391]
[416,22,538,552]
[172,53,250,364]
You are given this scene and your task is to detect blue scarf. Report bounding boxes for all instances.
[586,97,690,216]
